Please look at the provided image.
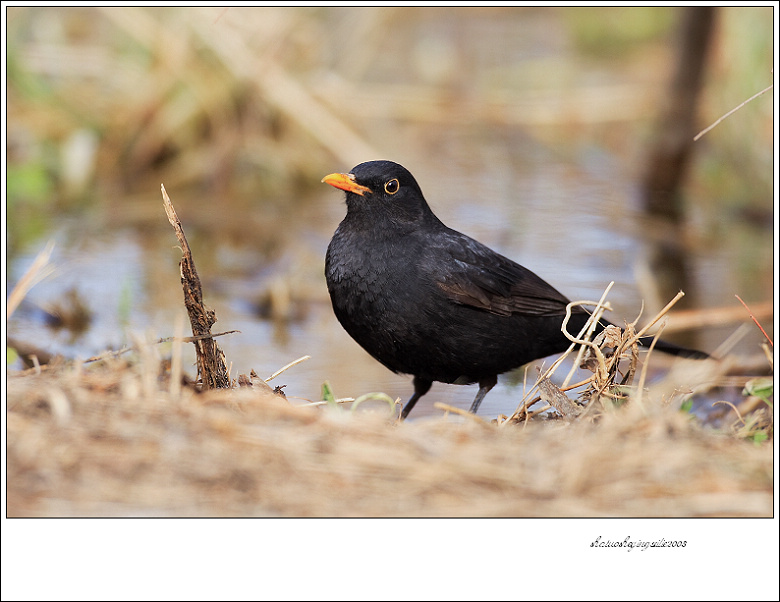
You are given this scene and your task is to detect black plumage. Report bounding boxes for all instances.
[323,160,706,419]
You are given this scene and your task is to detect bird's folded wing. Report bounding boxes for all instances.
[431,234,573,317]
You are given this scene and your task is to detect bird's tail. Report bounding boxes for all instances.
[568,312,712,360]
[636,334,710,359]
[571,312,710,360]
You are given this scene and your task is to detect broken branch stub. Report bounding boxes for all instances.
[162,184,230,390]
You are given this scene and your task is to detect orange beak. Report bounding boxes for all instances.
[321,172,372,196]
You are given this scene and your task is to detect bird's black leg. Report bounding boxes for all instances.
[400,376,433,420]
[469,375,498,414]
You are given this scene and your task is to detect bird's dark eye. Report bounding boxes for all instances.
[384,178,399,195]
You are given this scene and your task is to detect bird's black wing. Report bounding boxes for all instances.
[423,228,710,360]
[428,229,575,317]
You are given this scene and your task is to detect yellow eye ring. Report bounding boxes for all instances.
[384,178,399,195]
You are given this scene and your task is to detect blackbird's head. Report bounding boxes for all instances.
[322,160,435,226]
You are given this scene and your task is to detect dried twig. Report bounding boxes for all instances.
[535,367,581,418]
[6,240,56,320]
[661,300,773,333]
[561,283,615,387]
[623,291,685,348]
[712,400,745,426]
[433,402,492,426]
[502,283,614,425]
[265,355,311,382]
[631,320,666,409]
[80,331,238,365]
[162,184,230,390]
[735,295,773,347]
[694,82,774,141]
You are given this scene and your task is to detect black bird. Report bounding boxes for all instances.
[323,160,707,419]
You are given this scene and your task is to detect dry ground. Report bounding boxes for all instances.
[6,355,772,518]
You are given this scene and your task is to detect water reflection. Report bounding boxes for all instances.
[6,7,773,420]
[7,132,773,419]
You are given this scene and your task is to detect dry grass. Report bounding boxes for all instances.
[5,6,773,521]
[8,7,772,206]
[6,349,772,517]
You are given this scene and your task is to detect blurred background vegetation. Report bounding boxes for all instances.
[5,7,774,406]
[6,7,773,248]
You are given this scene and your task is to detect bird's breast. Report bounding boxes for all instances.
[325,230,437,367]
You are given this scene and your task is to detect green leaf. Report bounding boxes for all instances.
[321,381,337,407]
[743,377,773,406]
[7,346,19,366]
[752,431,768,445]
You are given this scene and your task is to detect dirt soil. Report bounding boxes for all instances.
[6,355,773,517]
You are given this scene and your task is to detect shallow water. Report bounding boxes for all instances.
[7,7,773,419]
[8,128,773,419]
